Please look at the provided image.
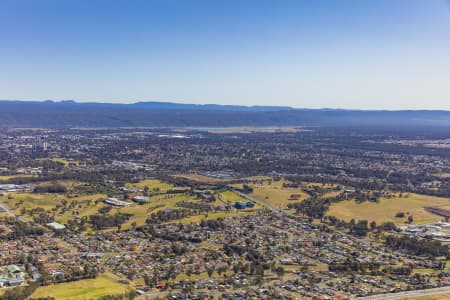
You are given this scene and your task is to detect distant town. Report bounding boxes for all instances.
[1,125,450,299]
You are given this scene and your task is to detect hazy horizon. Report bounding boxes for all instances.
[2,98,450,112]
[1,0,450,110]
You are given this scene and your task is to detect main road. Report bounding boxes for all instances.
[355,286,450,299]
[0,200,27,222]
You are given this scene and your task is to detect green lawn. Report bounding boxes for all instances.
[125,179,173,191]
[30,273,134,299]
[219,190,244,203]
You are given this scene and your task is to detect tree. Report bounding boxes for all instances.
[207,267,214,278]
[274,266,285,278]
[395,212,405,218]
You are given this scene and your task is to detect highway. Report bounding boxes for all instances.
[355,286,450,299]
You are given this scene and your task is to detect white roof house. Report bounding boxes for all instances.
[46,222,66,230]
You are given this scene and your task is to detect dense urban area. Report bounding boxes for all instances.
[1,126,450,300]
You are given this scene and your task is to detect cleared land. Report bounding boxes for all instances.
[30,272,133,299]
[328,193,450,224]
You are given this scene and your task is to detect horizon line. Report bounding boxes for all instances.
[1,99,450,112]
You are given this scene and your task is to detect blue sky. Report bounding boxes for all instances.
[1,0,449,109]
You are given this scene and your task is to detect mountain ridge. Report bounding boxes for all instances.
[1,100,450,128]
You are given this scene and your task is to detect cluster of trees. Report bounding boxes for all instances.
[0,282,40,300]
[385,235,449,257]
[394,212,414,223]
[176,201,214,212]
[145,209,194,224]
[66,216,89,232]
[326,216,397,236]
[169,241,189,256]
[98,206,112,214]
[383,266,412,275]
[223,244,267,265]
[352,190,382,203]
[348,220,372,237]
[96,291,137,300]
[200,218,226,230]
[32,210,55,225]
[33,183,67,193]
[236,184,253,194]
[289,197,330,219]
[328,258,380,273]
[90,213,132,230]
[50,264,99,284]
[3,218,44,240]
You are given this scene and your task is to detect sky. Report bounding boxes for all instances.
[0,0,450,109]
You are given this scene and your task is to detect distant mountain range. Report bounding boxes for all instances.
[1,100,450,128]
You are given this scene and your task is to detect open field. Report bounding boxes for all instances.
[436,173,450,178]
[1,192,107,223]
[0,174,36,181]
[121,191,262,227]
[245,180,309,209]
[119,193,197,228]
[177,209,255,224]
[0,211,12,217]
[217,190,263,210]
[1,187,258,230]
[3,192,62,211]
[125,179,174,191]
[51,157,84,166]
[30,272,134,299]
[38,157,84,166]
[57,195,108,224]
[218,190,244,204]
[175,174,225,183]
[328,193,450,224]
